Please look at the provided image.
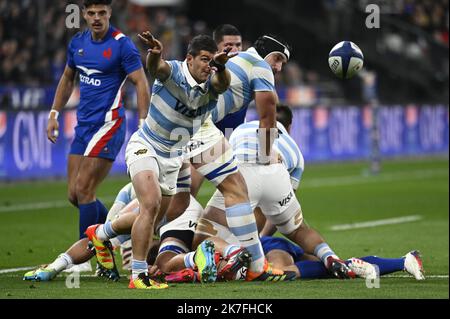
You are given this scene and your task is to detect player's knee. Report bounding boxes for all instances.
[140,197,161,216]
[67,191,78,207]
[75,182,96,202]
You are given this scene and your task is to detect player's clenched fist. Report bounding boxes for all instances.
[47,114,59,144]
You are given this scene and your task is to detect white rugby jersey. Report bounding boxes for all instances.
[229,121,304,190]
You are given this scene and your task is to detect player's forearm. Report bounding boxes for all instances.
[146,52,169,81]
[51,73,75,111]
[135,79,150,120]
[146,51,159,77]
[211,69,231,94]
[258,111,277,157]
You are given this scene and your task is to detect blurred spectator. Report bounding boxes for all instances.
[0,0,210,85]
[322,0,354,40]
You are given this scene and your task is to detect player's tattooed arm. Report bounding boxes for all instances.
[138,31,171,81]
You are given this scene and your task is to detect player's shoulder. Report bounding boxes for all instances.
[239,48,270,67]
[235,120,260,132]
[165,60,186,79]
[110,27,128,41]
[69,30,88,44]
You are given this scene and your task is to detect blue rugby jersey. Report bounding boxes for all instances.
[212,47,275,132]
[229,120,305,190]
[67,26,142,125]
[139,60,219,157]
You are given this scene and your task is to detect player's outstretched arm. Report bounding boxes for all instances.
[210,49,237,94]
[138,31,171,81]
[47,65,76,144]
[128,67,150,126]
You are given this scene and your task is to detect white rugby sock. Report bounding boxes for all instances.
[48,253,73,272]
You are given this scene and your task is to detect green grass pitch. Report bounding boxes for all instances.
[0,157,448,299]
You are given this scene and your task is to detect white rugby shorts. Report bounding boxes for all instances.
[125,131,183,196]
[206,163,304,235]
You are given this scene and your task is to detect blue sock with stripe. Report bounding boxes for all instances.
[78,201,98,239]
[96,199,109,224]
[295,260,331,279]
[226,203,265,273]
[359,256,405,275]
[116,234,131,244]
[314,243,339,266]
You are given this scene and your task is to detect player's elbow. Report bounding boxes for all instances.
[259,112,276,129]
[212,78,230,94]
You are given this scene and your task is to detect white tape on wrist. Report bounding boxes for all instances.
[49,110,59,120]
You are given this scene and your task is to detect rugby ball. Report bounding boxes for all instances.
[328,41,364,79]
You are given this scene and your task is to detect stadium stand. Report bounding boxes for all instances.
[0,0,448,104]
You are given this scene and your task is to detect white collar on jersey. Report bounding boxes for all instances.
[182,60,207,92]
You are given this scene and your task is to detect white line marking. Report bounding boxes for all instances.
[197,167,448,196]
[0,196,116,213]
[2,270,448,279]
[0,267,35,274]
[1,168,448,213]
[383,275,449,279]
[302,168,448,189]
[331,215,423,231]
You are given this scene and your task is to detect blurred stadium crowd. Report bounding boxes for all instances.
[0,0,448,103]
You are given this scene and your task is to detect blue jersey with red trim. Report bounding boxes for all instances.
[67,26,142,125]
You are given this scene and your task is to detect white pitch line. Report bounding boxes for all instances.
[2,270,448,279]
[197,167,448,197]
[0,196,116,213]
[383,275,449,279]
[0,266,35,274]
[1,168,447,213]
[301,168,448,189]
[330,215,423,231]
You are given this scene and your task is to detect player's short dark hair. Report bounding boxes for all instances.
[187,35,218,57]
[276,104,293,129]
[213,24,241,44]
[83,0,112,8]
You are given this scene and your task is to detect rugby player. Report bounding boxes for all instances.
[194,104,355,278]
[46,0,150,272]
[85,32,237,289]
[168,31,293,282]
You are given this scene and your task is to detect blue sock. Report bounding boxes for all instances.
[79,201,98,239]
[96,199,109,224]
[103,221,118,238]
[116,234,131,244]
[295,260,331,279]
[359,256,405,275]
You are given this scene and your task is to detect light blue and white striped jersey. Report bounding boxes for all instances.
[139,60,219,157]
[229,121,305,190]
[212,47,275,125]
[114,182,135,206]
